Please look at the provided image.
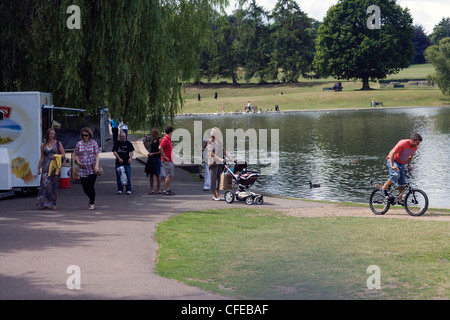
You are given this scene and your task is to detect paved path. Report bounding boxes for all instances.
[0,137,329,300]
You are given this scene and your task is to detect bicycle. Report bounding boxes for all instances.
[369,169,429,216]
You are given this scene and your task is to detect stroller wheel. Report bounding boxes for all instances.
[245,196,254,205]
[254,195,263,205]
[224,191,234,204]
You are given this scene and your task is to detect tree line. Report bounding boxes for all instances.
[199,0,449,90]
[0,0,449,129]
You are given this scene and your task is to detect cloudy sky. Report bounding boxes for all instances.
[226,0,449,34]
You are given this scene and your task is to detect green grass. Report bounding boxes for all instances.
[180,64,449,114]
[155,208,450,299]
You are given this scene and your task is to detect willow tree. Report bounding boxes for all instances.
[313,0,414,90]
[0,0,227,129]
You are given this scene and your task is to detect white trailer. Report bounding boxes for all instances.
[0,92,91,197]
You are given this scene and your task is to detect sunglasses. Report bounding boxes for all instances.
[81,134,89,137]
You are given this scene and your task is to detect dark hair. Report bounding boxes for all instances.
[411,133,423,141]
[45,128,56,142]
[151,128,160,139]
[165,125,174,134]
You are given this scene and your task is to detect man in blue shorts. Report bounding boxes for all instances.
[381,133,422,203]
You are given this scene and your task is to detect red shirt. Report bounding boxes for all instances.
[160,134,173,162]
[387,139,418,164]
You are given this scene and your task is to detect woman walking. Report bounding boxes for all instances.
[36,128,65,209]
[74,127,100,210]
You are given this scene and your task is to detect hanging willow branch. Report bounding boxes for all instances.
[0,0,229,130]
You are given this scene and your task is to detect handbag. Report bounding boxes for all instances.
[93,163,104,176]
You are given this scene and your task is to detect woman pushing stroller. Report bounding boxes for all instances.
[206,127,235,201]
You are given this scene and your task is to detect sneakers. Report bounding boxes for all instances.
[163,189,175,195]
[117,190,123,195]
[212,196,221,201]
[126,191,131,195]
[381,188,389,198]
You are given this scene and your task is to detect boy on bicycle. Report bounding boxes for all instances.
[381,133,423,204]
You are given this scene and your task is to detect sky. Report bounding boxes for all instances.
[226,0,449,34]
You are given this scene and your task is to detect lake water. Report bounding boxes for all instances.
[174,107,450,208]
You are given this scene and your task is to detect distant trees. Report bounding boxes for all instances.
[430,17,450,45]
[412,25,432,64]
[313,0,415,90]
[426,37,450,95]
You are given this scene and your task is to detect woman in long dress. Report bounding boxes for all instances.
[36,128,65,210]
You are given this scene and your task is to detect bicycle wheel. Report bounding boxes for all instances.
[369,189,390,215]
[404,189,428,216]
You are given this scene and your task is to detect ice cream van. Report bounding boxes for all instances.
[0,92,110,198]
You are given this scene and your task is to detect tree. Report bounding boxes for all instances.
[411,25,432,64]
[425,38,450,95]
[0,0,228,129]
[313,0,415,90]
[240,0,272,83]
[270,0,315,82]
[430,17,450,45]
[209,13,242,85]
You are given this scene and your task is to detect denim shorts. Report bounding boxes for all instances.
[387,159,406,185]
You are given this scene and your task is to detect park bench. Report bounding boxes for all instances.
[393,84,404,89]
[323,87,332,91]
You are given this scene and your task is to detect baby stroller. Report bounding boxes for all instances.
[222,161,263,205]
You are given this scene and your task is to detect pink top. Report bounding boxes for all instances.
[74,140,100,177]
[387,139,417,164]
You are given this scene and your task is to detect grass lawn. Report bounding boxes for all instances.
[180,64,449,114]
[153,64,449,300]
[155,208,450,300]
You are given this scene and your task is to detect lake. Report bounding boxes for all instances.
[174,106,450,208]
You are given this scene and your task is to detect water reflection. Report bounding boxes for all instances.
[174,107,450,208]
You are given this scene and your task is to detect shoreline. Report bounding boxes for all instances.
[177,105,449,117]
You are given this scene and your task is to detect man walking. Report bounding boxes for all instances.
[113,131,135,194]
[381,133,422,204]
[159,126,175,195]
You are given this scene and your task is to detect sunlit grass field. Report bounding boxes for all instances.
[180,64,449,114]
[155,208,450,299]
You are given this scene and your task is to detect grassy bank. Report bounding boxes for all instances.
[155,208,450,300]
[180,64,449,114]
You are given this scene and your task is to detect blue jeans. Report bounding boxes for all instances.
[116,164,131,192]
[387,159,406,185]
